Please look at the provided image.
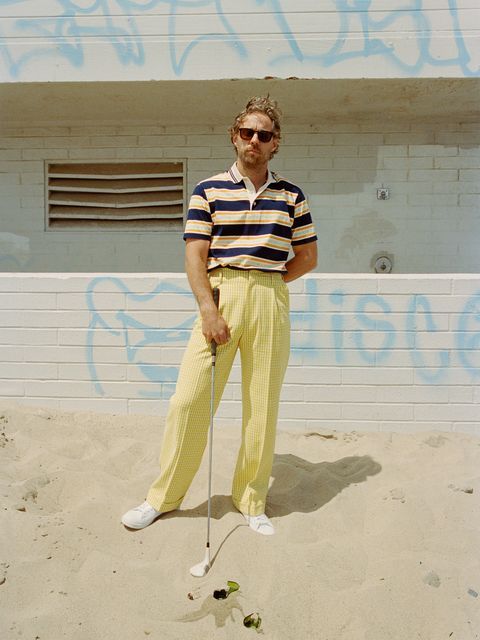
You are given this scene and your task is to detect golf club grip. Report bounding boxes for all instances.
[211,287,220,356]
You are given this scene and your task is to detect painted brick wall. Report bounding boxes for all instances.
[0,274,478,434]
[1,1,479,81]
[0,120,479,273]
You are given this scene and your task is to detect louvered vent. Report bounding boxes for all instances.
[47,162,184,230]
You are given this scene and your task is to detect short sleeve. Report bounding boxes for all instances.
[291,190,317,245]
[183,184,213,241]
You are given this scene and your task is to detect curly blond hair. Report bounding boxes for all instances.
[229,96,282,157]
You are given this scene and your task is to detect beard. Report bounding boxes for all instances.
[237,144,270,168]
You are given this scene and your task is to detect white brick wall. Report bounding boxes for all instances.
[0,120,479,273]
[0,273,478,435]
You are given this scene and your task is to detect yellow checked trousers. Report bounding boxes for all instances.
[146,268,290,516]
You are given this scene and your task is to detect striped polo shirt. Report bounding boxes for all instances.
[183,163,317,272]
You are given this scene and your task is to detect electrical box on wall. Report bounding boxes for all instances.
[377,187,390,200]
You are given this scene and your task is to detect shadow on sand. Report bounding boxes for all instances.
[173,453,381,627]
[172,453,382,521]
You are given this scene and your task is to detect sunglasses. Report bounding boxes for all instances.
[238,127,275,143]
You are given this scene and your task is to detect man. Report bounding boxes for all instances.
[122,96,317,535]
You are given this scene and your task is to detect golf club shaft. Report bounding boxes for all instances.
[206,287,220,556]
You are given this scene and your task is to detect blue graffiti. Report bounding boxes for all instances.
[0,0,146,77]
[86,277,480,399]
[272,0,479,77]
[86,275,195,398]
[406,295,450,383]
[330,289,346,365]
[291,282,480,385]
[167,0,248,76]
[353,294,395,365]
[0,0,478,78]
[457,291,480,378]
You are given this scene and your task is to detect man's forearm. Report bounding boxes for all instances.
[283,243,318,283]
[185,251,218,319]
[185,242,230,344]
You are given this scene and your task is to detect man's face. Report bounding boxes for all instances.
[233,112,279,170]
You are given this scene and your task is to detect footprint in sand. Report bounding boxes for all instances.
[0,431,10,448]
[423,571,441,588]
[383,488,406,503]
[21,475,51,504]
[0,562,8,585]
[423,435,448,448]
[448,483,474,495]
[342,431,365,443]
[0,414,11,448]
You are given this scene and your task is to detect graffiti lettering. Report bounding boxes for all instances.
[0,0,478,78]
[86,276,480,399]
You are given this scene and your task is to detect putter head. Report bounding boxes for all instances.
[190,549,210,578]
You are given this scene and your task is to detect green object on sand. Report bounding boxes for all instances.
[213,580,240,600]
[243,612,262,629]
[227,581,239,594]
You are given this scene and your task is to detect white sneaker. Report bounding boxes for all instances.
[243,513,275,536]
[121,501,162,529]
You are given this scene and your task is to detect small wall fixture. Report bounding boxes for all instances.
[377,187,390,200]
[374,256,393,273]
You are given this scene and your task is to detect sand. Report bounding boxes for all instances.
[1,402,479,640]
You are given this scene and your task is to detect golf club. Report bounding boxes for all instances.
[190,287,220,578]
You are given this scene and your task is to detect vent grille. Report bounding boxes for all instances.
[47,162,184,230]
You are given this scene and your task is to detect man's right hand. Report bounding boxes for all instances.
[185,238,231,346]
[201,310,230,346]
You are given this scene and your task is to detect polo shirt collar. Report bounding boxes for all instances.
[229,162,277,186]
